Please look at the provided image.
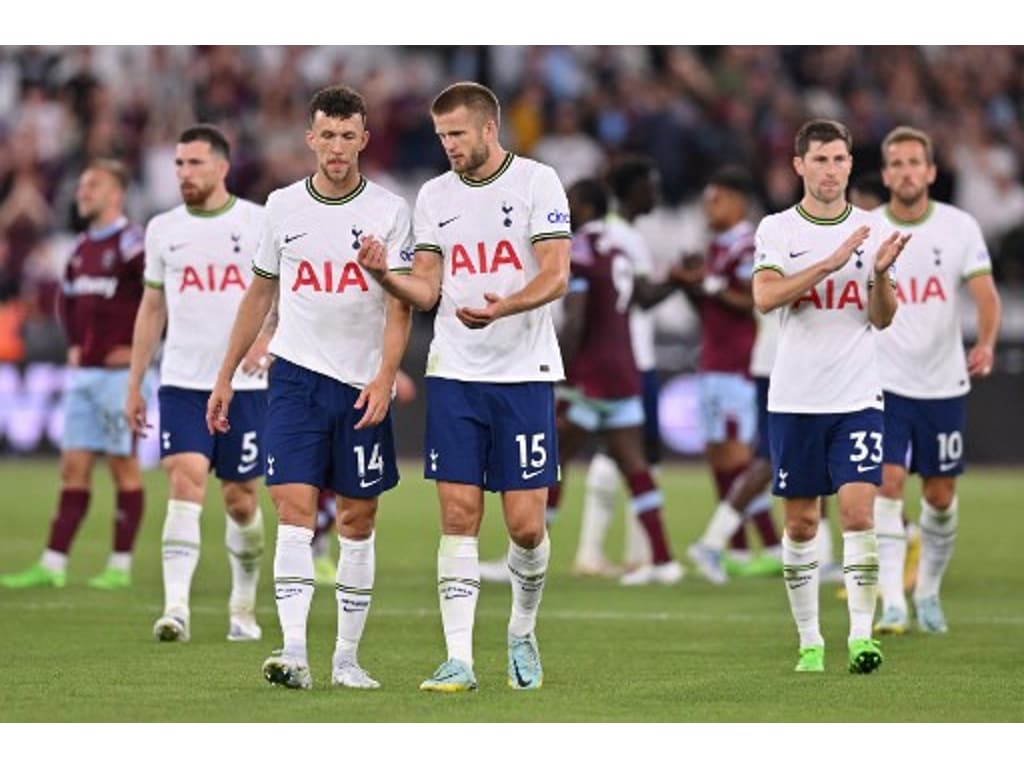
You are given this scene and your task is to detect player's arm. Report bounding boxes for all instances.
[966,273,1001,376]
[206,273,277,434]
[752,226,871,312]
[867,232,912,329]
[456,238,570,329]
[355,295,413,430]
[632,275,679,309]
[125,286,167,435]
[359,239,442,312]
[58,269,81,367]
[240,292,278,377]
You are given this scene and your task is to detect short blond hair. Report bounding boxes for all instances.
[882,126,934,166]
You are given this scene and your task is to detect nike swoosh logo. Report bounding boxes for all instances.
[169,243,188,252]
[521,468,544,480]
[856,464,878,473]
[939,461,959,472]
[342,606,366,613]
[284,233,308,244]
[237,461,258,473]
[512,659,529,688]
[789,250,810,258]
[360,476,384,488]
[438,216,460,228]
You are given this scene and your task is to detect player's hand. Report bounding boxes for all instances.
[967,343,994,377]
[125,388,151,437]
[456,293,506,329]
[356,235,388,282]
[241,334,272,378]
[354,374,392,430]
[395,369,417,405]
[670,253,705,286]
[206,380,234,435]
[823,225,871,272]
[874,232,912,274]
[67,346,80,368]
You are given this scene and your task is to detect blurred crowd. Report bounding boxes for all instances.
[3,45,1024,364]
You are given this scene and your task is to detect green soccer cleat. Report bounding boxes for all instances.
[914,595,949,634]
[507,632,544,690]
[87,567,131,590]
[263,652,313,690]
[794,645,825,673]
[313,556,335,586]
[848,638,884,674]
[0,563,66,589]
[742,553,784,577]
[419,658,477,693]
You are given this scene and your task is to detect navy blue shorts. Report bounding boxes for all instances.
[158,386,267,481]
[882,391,967,477]
[754,376,771,460]
[263,358,399,499]
[641,369,661,465]
[425,377,558,492]
[769,407,884,497]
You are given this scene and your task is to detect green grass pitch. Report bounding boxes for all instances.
[0,460,1021,722]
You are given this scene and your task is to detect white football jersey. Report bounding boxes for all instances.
[606,214,657,372]
[414,153,570,383]
[754,203,890,414]
[874,202,992,399]
[253,175,413,388]
[144,196,266,391]
[749,308,779,378]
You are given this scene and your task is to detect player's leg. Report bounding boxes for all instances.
[911,396,966,633]
[260,359,331,688]
[312,489,337,585]
[831,409,885,673]
[624,368,662,570]
[89,453,143,589]
[421,378,487,692]
[874,391,911,632]
[89,368,143,589]
[489,381,558,690]
[327,391,399,689]
[2,371,101,589]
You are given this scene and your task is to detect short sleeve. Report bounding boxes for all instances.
[753,217,786,277]
[961,214,993,281]
[413,185,441,257]
[528,165,571,245]
[732,240,755,282]
[252,201,279,279]
[143,220,165,288]
[386,199,415,275]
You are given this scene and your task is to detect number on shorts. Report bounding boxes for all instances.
[241,431,258,463]
[849,430,882,463]
[515,432,547,469]
[937,431,963,462]
[353,443,383,477]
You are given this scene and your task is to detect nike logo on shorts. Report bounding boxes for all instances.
[237,461,258,473]
[360,476,384,489]
[939,461,959,472]
[521,468,544,480]
[856,464,878,473]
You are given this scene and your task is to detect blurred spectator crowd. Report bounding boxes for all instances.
[2,44,1024,366]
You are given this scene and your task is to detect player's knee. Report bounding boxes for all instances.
[223,482,258,523]
[922,481,956,511]
[59,458,91,488]
[337,501,377,539]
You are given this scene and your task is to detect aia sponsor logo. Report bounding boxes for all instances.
[291,260,369,293]
[893,276,947,304]
[179,264,247,292]
[450,240,523,276]
[792,279,865,310]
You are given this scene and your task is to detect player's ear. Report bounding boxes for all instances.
[359,129,370,152]
[305,129,316,152]
[792,155,804,178]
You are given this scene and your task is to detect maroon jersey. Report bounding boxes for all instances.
[565,220,641,399]
[60,218,145,367]
[699,221,757,374]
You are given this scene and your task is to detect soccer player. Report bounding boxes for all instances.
[751,118,910,674]
[1,160,146,590]
[574,156,679,577]
[207,86,413,691]
[125,125,270,644]
[550,178,683,586]
[678,166,783,584]
[872,126,1001,635]
[358,81,569,692]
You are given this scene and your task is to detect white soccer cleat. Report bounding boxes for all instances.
[687,543,728,585]
[331,655,381,689]
[875,605,909,635]
[477,558,511,583]
[619,559,686,586]
[153,611,190,643]
[571,557,622,578]
[227,612,262,642]
[262,652,313,690]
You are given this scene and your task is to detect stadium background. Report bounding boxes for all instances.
[1,44,1022,464]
